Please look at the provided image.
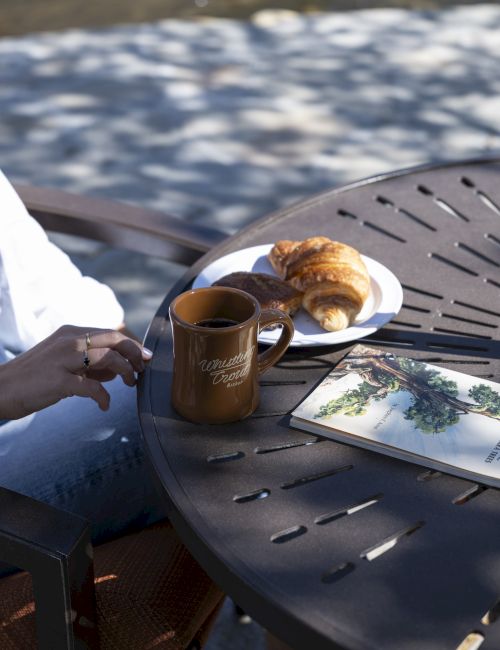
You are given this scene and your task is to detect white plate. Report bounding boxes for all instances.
[192,244,403,347]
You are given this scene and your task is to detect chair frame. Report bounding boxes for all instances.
[0,185,228,649]
[14,184,227,266]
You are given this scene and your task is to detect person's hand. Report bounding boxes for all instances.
[0,325,153,420]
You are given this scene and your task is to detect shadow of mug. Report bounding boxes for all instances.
[169,287,294,424]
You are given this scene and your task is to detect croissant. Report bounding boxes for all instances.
[268,236,370,332]
[213,272,303,317]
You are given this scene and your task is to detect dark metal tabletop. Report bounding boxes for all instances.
[139,158,500,650]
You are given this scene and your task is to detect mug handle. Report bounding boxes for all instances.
[257,309,295,374]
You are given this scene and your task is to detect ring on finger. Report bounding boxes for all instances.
[85,332,92,348]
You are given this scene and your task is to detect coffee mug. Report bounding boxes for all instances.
[169,286,294,424]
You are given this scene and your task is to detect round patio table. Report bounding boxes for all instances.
[139,158,500,650]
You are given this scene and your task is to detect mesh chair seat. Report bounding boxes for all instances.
[0,520,224,649]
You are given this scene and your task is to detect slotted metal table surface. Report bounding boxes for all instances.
[139,159,500,650]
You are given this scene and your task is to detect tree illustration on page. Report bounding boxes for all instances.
[314,346,500,434]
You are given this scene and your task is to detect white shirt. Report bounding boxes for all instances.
[0,169,124,353]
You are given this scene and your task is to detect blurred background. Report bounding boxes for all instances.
[1,0,499,335]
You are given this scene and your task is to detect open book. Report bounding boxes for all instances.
[291,344,500,487]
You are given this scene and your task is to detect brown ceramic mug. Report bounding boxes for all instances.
[169,286,294,424]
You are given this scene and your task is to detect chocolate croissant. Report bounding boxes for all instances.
[213,272,303,317]
[268,236,370,332]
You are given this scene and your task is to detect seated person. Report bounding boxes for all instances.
[0,168,166,546]
[0,170,227,649]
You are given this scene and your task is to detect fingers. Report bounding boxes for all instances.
[8,326,148,418]
[113,339,148,373]
[81,329,152,373]
[84,369,118,383]
[49,326,155,411]
[67,375,111,411]
[85,349,136,386]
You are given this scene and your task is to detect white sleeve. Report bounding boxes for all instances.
[0,170,125,352]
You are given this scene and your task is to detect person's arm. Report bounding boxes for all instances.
[0,169,127,352]
[0,325,152,420]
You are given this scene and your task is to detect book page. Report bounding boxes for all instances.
[292,345,500,482]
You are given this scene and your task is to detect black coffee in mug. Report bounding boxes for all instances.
[170,287,294,423]
[195,317,239,328]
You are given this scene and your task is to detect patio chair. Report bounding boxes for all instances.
[0,185,228,649]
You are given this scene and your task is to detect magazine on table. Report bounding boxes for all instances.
[290,344,500,487]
